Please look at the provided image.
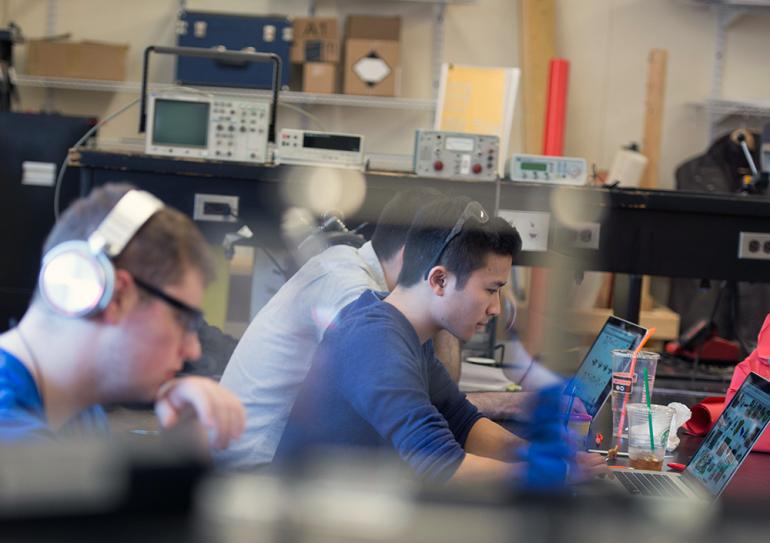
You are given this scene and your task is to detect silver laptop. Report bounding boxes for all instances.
[610,372,770,501]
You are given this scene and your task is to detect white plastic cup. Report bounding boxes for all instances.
[626,403,674,471]
[611,350,659,439]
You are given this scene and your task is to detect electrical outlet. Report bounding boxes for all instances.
[194,194,239,222]
[21,161,56,187]
[566,222,601,250]
[738,232,770,260]
[498,210,550,252]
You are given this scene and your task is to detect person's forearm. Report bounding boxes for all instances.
[464,418,527,462]
[466,391,534,421]
[450,452,524,482]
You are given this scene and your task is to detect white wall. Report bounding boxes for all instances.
[3,0,770,187]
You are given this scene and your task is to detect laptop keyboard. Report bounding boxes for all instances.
[614,471,687,497]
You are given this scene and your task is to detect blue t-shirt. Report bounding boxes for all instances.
[275,290,484,483]
[0,348,110,442]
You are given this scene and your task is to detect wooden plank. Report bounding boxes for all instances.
[514,303,681,341]
[641,275,654,311]
[519,0,556,154]
[640,49,668,309]
[640,49,668,189]
[519,1,556,353]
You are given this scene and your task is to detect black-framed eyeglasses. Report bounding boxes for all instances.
[423,201,490,280]
[133,276,205,333]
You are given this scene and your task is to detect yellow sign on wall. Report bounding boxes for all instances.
[434,63,520,176]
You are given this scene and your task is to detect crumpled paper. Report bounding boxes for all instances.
[666,402,692,451]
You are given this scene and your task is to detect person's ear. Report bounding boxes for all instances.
[428,267,448,295]
[101,269,137,324]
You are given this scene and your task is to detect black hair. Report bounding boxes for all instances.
[370,187,444,262]
[396,197,522,289]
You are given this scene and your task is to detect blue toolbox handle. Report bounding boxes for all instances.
[139,45,282,143]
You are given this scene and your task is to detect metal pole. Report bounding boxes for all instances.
[43,0,58,112]
[431,2,447,126]
[708,5,745,142]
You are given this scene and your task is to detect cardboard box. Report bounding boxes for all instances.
[302,62,336,94]
[344,39,400,97]
[347,16,400,41]
[26,39,129,80]
[291,17,339,63]
[343,16,401,97]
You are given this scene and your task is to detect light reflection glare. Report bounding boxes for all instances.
[280,166,366,218]
[550,185,608,228]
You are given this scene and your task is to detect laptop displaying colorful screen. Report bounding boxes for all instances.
[683,372,770,498]
[571,316,647,417]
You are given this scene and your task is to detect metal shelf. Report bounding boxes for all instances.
[16,74,143,93]
[14,74,436,111]
[28,0,451,115]
[352,0,475,3]
[695,98,770,119]
[282,92,434,111]
[693,0,770,8]
[692,0,770,139]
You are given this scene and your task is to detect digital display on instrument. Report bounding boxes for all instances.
[521,162,548,172]
[152,99,209,148]
[303,133,361,152]
[445,137,474,152]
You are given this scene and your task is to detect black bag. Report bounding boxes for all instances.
[668,130,769,357]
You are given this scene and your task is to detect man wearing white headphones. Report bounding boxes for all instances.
[0,183,245,449]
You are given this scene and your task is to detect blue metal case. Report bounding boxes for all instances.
[176,11,291,89]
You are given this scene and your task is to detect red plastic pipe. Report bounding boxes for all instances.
[542,58,570,156]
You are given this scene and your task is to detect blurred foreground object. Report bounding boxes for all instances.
[3,435,770,542]
[0,434,207,520]
[516,385,575,492]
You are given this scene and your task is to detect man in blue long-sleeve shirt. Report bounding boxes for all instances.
[277,197,606,483]
[0,184,244,448]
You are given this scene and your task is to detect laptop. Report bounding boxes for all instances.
[570,316,647,418]
[610,372,770,501]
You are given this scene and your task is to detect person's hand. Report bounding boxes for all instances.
[571,451,610,481]
[570,397,588,416]
[154,376,245,450]
[560,385,588,416]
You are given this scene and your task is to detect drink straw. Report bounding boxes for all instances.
[615,327,656,437]
[643,367,655,451]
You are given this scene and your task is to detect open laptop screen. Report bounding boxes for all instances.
[572,316,646,417]
[684,372,770,498]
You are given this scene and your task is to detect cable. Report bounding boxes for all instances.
[736,132,759,177]
[53,97,141,219]
[709,280,727,326]
[278,102,326,131]
[257,245,289,280]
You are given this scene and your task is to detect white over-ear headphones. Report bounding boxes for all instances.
[38,190,164,318]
